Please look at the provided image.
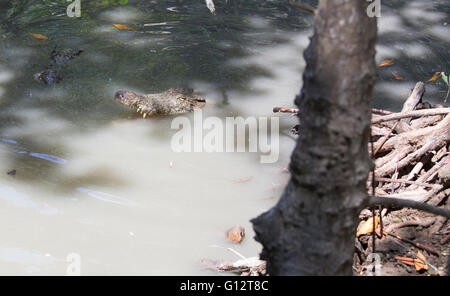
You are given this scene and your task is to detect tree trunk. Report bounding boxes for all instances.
[252,0,378,275]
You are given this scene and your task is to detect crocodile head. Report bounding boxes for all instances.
[114,90,141,107]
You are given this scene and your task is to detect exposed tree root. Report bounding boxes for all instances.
[368,195,450,219]
[368,83,449,217]
[204,82,450,276]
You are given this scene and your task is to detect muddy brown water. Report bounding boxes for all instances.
[0,0,448,274]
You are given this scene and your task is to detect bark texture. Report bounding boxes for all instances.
[252,0,378,275]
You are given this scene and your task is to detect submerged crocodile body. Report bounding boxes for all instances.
[114,88,206,117]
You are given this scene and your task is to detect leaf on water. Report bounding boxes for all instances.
[427,72,442,82]
[113,24,135,31]
[356,216,379,237]
[232,176,253,183]
[391,72,403,80]
[30,33,48,40]
[226,225,245,244]
[441,72,449,84]
[378,59,394,67]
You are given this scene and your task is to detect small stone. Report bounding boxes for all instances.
[7,169,16,176]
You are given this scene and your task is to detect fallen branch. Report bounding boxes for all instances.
[384,217,435,233]
[273,107,402,115]
[375,177,437,188]
[384,231,440,256]
[288,1,316,14]
[375,114,450,175]
[273,107,298,113]
[396,82,425,132]
[371,108,450,124]
[373,122,398,156]
[372,108,394,115]
[368,195,450,219]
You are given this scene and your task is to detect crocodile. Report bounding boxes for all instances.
[34,47,83,85]
[114,88,206,117]
[34,69,61,85]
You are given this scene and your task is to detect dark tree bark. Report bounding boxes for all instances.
[252,1,378,275]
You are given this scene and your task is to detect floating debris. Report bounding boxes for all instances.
[226,225,246,243]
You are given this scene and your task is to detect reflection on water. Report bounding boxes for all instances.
[28,152,67,164]
[0,0,448,275]
[76,187,137,206]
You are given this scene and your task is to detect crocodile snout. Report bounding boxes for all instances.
[114,90,139,106]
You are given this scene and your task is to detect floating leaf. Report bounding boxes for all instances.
[427,72,442,82]
[226,225,245,243]
[113,24,135,31]
[356,216,379,237]
[378,59,394,67]
[392,72,403,80]
[30,33,48,40]
[441,72,449,85]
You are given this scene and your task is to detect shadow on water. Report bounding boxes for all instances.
[0,0,313,189]
[375,0,449,110]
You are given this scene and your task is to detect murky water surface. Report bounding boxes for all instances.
[0,0,448,275]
